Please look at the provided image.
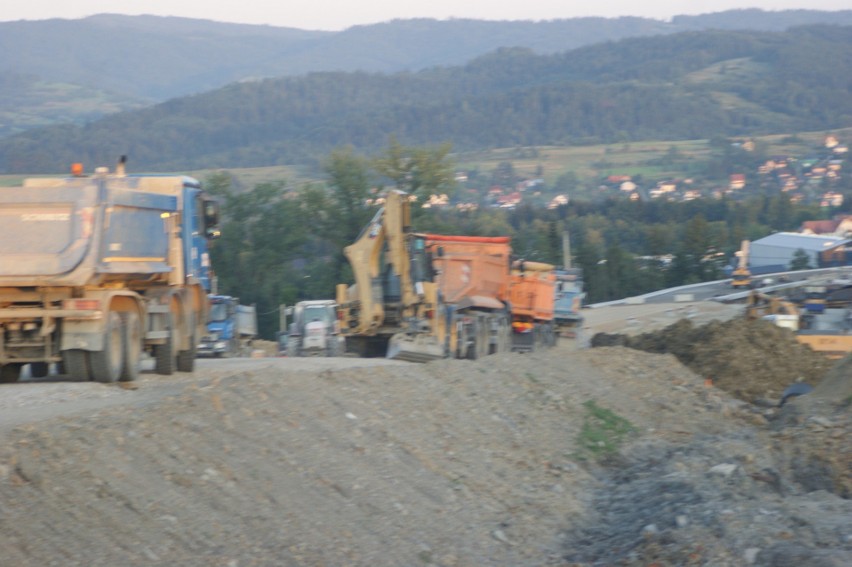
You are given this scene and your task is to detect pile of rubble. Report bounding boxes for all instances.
[591,318,835,404]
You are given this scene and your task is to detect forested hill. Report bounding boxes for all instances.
[3,10,851,102]
[2,10,852,140]
[2,25,852,173]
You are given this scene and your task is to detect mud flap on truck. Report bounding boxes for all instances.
[386,332,445,363]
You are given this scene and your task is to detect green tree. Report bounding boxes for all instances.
[372,137,456,205]
[323,147,373,246]
[789,248,811,270]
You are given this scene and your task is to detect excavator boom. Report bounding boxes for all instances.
[336,191,446,361]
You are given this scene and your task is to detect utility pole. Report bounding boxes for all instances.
[562,231,573,269]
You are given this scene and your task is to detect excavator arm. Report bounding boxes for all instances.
[336,206,386,334]
[336,190,446,361]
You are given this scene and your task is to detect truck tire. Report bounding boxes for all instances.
[498,319,511,353]
[0,364,22,383]
[120,310,141,382]
[465,321,483,360]
[154,314,176,375]
[287,337,300,358]
[91,310,125,383]
[63,350,92,381]
[176,334,197,372]
[30,362,49,378]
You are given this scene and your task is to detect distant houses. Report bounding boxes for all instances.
[435,133,847,210]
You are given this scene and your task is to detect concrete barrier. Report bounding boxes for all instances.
[674,294,695,303]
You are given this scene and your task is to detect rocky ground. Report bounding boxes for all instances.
[0,325,849,566]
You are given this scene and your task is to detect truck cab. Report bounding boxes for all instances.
[286,300,342,357]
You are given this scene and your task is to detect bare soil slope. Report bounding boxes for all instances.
[0,345,849,566]
[591,318,835,403]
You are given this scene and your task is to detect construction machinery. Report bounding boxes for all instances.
[422,234,513,358]
[553,268,584,337]
[509,260,558,351]
[336,190,446,362]
[284,299,343,357]
[747,289,852,358]
[553,231,584,337]
[336,190,555,362]
[197,295,257,357]
[731,240,753,289]
[0,157,219,383]
[746,290,801,331]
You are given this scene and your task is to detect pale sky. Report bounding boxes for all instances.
[2,1,849,31]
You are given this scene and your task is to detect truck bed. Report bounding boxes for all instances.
[0,178,176,285]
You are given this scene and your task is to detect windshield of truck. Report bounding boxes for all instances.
[301,305,333,326]
[209,303,229,322]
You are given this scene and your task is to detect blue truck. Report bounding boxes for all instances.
[0,157,220,383]
[553,268,585,338]
[198,295,258,357]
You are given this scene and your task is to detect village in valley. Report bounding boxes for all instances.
[443,134,850,215]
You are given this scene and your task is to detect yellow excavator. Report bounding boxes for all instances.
[746,290,800,331]
[335,190,447,362]
[731,240,753,289]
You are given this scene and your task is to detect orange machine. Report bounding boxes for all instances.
[508,260,557,352]
[422,234,513,358]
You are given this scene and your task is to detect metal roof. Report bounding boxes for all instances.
[752,232,849,252]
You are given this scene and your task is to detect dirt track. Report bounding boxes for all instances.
[0,305,850,566]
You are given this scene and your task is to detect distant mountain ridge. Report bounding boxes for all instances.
[1,9,852,138]
[2,24,851,173]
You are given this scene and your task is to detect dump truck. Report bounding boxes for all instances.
[197,295,258,357]
[509,260,558,352]
[422,234,513,359]
[0,158,220,383]
[284,299,343,357]
[335,190,554,362]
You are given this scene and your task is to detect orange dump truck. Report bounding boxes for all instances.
[508,260,557,352]
[422,234,513,358]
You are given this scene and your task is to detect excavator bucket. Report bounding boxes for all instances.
[386,332,445,363]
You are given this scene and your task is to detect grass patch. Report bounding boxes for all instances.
[574,400,635,461]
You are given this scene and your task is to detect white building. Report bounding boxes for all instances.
[750,232,849,270]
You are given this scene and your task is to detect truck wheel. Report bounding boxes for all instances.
[176,334,196,372]
[465,323,482,360]
[501,320,512,353]
[120,310,141,382]
[0,364,22,383]
[154,314,176,375]
[287,337,300,358]
[30,362,49,378]
[63,350,92,381]
[476,320,489,359]
[91,310,125,383]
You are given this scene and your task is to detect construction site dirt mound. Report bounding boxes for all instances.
[0,341,849,566]
[591,318,836,404]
